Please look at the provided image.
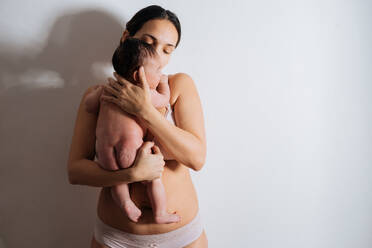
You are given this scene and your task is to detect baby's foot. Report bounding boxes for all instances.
[154,211,181,224]
[121,200,142,223]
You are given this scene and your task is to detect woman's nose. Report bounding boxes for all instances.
[157,53,168,67]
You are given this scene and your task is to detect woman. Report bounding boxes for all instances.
[67,5,208,248]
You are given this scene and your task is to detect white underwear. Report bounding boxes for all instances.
[93,211,204,248]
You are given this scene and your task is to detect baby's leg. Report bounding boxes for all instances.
[115,137,143,169]
[115,115,147,169]
[146,178,181,224]
[111,184,142,222]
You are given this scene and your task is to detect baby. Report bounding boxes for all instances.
[84,38,180,224]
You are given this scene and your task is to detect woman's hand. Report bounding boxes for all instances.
[101,66,153,117]
[130,141,165,182]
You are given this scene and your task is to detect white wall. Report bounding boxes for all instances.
[0,0,371,247]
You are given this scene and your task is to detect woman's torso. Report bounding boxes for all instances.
[96,75,200,235]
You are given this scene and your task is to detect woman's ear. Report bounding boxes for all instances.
[120,30,130,43]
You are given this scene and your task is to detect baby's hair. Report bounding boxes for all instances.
[112,37,157,84]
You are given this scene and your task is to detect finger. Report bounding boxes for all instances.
[97,85,104,94]
[102,84,117,95]
[113,72,129,87]
[139,141,155,154]
[152,146,164,160]
[101,85,119,98]
[138,66,150,91]
[152,145,161,154]
[108,79,122,92]
[107,77,124,90]
[101,95,120,105]
[103,85,120,99]
[92,84,103,90]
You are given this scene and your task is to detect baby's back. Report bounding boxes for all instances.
[95,101,146,169]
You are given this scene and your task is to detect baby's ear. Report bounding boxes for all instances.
[133,70,139,82]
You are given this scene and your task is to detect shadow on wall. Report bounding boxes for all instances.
[0,9,124,248]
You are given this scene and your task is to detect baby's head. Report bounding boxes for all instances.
[112,37,162,89]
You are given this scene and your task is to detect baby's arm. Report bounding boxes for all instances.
[150,75,170,108]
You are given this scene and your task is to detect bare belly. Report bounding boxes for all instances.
[96,159,200,234]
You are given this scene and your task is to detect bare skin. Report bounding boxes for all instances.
[90,72,207,247]
[67,18,207,247]
[85,56,180,224]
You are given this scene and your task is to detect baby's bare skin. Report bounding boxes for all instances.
[85,63,179,224]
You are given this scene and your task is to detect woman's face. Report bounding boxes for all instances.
[121,19,178,69]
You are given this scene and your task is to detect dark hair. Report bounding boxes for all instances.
[112,37,157,84]
[126,5,181,48]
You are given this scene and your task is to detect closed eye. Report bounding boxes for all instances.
[142,34,176,50]
[164,48,174,54]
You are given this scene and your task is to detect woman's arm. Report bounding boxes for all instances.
[67,86,165,187]
[139,73,207,171]
[101,69,207,171]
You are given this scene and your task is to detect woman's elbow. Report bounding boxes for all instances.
[68,177,77,185]
[67,161,78,185]
[190,151,206,172]
[68,171,77,185]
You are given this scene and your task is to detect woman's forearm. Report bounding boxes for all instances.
[68,159,136,187]
[139,105,205,171]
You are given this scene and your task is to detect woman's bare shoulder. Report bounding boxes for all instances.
[167,73,197,106]
[167,72,205,144]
